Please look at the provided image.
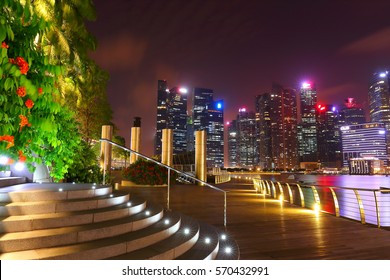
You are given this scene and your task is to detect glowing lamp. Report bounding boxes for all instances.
[14,162,25,171]
[239,108,247,112]
[379,73,387,78]
[226,121,230,125]
[379,130,386,135]
[217,102,222,109]
[302,82,311,89]
[332,106,336,112]
[178,87,188,94]
[0,156,8,165]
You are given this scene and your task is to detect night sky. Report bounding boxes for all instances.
[87,0,390,156]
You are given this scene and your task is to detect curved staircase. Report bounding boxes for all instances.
[0,183,239,260]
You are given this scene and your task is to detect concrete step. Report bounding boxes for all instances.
[176,221,219,260]
[0,192,129,215]
[0,183,111,202]
[0,197,146,233]
[108,213,200,260]
[0,177,27,188]
[0,204,163,252]
[0,211,181,260]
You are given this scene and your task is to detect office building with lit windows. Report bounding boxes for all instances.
[192,88,224,167]
[155,80,169,155]
[316,104,342,167]
[256,83,298,170]
[155,81,188,155]
[236,108,257,168]
[369,71,390,154]
[340,98,366,125]
[340,123,388,167]
[298,82,318,163]
[227,120,238,167]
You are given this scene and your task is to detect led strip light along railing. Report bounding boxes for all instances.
[252,178,390,228]
[100,138,228,228]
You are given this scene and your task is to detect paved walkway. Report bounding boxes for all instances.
[122,179,390,260]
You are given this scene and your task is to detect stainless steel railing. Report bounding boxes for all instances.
[100,138,228,227]
[253,178,390,228]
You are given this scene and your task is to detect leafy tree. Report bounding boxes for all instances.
[0,0,80,180]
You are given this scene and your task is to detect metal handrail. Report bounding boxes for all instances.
[252,177,390,228]
[100,138,228,227]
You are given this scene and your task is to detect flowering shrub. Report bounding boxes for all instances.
[122,159,176,185]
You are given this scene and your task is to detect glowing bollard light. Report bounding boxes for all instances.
[145,210,150,216]
[127,202,132,207]
[279,194,284,203]
[59,188,63,192]
[225,247,232,254]
[184,228,190,235]
[221,234,227,240]
[164,219,170,225]
[314,203,320,215]
[205,237,211,244]
[109,194,114,198]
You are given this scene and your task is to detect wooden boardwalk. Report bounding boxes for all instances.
[122,179,390,260]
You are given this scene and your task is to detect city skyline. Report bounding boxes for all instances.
[88,0,390,156]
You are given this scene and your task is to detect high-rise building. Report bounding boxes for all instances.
[340,98,366,125]
[340,123,388,167]
[155,80,169,155]
[316,104,342,167]
[227,120,238,167]
[237,108,257,168]
[155,81,188,156]
[298,82,318,162]
[255,94,272,169]
[369,71,390,154]
[192,88,224,167]
[206,100,224,167]
[167,87,188,154]
[256,84,298,170]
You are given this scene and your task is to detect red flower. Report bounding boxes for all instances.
[38,87,43,95]
[25,99,34,109]
[16,86,26,97]
[18,150,27,162]
[2,42,9,49]
[9,56,29,75]
[0,135,14,149]
[19,115,31,130]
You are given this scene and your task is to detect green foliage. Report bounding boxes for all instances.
[0,1,113,181]
[122,159,176,186]
[64,141,102,183]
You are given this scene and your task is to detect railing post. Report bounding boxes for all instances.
[167,169,171,210]
[224,191,227,228]
[374,190,380,228]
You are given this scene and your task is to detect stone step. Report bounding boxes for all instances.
[0,197,146,233]
[0,192,129,215]
[0,177,27,188]
[0,183,111,202]
[108,213,200,260]
[0,204,163,252]
[0,211,181,260]
[176,221,219,260]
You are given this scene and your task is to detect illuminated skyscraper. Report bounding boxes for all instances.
[340,98,366,125]
[237,108,257,168]
[167,87,188,154]
[256,84,298,170]
[298,82,318,162]
[316,104,342,167]
[155,81,188,156]
[192,88,224,167]
[227,120,238,167]
[340,123,388,167]
[155,80,169,155]
[369,71,390,154]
